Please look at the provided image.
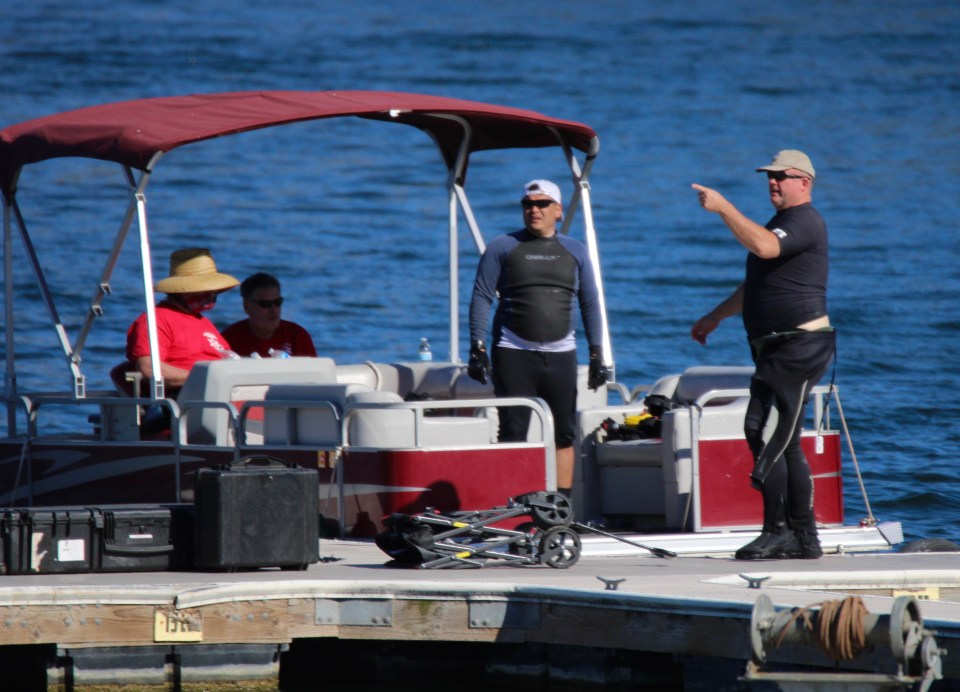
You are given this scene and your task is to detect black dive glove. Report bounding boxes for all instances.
[467,340,491,384]
[587,345,609,391]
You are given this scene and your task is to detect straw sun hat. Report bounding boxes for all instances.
[155,247,239,294]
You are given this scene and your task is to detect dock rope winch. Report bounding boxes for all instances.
[772,595,870,660]
[746,594,943,691]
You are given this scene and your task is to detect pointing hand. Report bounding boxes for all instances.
[691,183,728,213]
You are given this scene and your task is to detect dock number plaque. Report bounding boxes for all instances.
[154,608,203,642]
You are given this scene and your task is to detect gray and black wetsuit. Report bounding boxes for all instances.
[469,229,603,446]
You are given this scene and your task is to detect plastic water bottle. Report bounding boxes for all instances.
[268,348,291,359]
[219,347,241,360]
[418,337,432,362]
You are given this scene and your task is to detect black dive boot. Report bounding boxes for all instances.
[793,530,823,559]
[735,529,801,560]
[735,494,802,560]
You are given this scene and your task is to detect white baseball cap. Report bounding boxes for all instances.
[523,179,562,205]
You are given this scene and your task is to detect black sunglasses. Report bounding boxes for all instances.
[521,198,555,209]
[766,171,809,181]
[248,297,284,308]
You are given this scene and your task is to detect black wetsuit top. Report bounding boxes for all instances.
[742,203,828,342]
[469,229,603,347]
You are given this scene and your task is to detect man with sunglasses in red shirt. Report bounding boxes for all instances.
[222,272,317,358]
[690,150,835,561]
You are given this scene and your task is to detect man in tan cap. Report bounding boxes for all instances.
[124,247,239,395]
[689,150,835,561]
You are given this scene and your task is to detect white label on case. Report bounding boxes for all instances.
[57,538,86,562]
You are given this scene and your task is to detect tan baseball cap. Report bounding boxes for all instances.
[755,150,816,179]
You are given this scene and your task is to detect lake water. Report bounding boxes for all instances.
[2,0,959,551]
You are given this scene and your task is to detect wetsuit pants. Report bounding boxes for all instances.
[744,329,836,534]
[492,347,578,447]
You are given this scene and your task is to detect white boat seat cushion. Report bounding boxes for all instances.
[674,366,754,405]
[262,383,371,446]
[178,357,337,445]
[347,390,494,448]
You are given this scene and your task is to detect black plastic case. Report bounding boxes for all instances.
[193,456,319,571]
[1,505,193,575]
[1,507,95,574]
[97,504,194,572]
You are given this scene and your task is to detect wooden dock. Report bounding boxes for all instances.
[1,538,959,690]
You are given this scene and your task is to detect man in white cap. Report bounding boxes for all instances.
[468,180,608,503]
[124,247,239,395]
[690,150,835,560]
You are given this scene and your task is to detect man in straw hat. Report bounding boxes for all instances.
[689,150,835,561]
[124,247,239,395]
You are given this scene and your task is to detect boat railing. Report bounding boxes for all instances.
[176,399,241,448]
[10,391,180,441]
[603,381,636,405]
[235,398,341,448]
[690,382,834,427]
[228,392,554,452]
[341,395,554,449]
[335,395,555,537]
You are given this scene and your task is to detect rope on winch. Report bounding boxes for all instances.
[774,595,870,661]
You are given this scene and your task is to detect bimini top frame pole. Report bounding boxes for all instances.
[557,135,612,374]
[2,187,94,432]
[1,157,168,431]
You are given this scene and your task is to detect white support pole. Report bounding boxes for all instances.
[135,191,164,400]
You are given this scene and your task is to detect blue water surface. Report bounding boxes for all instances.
[2,0,959,543]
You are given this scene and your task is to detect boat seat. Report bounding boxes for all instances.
[251,383,495,449]
[261,383,370,446]
[347,390,495,448]
[178,357,338,445]
[674,365,754,405]
[368,363,402,395]
[412,364,462,400]
[335,362,381,390]
[346,390,416,447]
[385,362,462,400]
[451,371,495,399]
[647,373,681,399]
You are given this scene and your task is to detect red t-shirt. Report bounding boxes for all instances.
[220,319,317,358]
[126,301,231,370]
